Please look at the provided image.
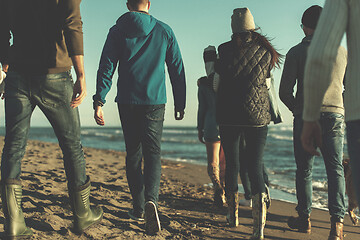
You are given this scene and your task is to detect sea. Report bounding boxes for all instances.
[0,125,351,211]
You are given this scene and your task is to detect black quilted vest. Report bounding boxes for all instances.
[215,39,271,126]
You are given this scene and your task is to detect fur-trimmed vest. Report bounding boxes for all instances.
[215,40,271,126]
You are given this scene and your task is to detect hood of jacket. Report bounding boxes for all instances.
[115,11,156,38]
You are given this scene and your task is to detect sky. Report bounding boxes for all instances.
[2,0,333,127]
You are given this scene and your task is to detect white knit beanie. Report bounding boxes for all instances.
[231,8,255,33]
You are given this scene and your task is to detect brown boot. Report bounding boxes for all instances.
[328,217,343,240]
[226,192,239,227]
[287,215,311,233]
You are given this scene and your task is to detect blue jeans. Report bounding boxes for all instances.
[238,134,269,200]
[293,113,345,219]
[1,71,87,187]
[118,104,165,214]
[346,120,360,206]
[220,125,268,196]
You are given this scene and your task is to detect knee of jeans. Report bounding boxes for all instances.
[3,136,27,157]
[328,168,345,179]
[60,140,83,156]
[297,168,312,178]
[142,144,161,156]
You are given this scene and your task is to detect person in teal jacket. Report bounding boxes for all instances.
[93,3,185,111]
[93,0,186,236]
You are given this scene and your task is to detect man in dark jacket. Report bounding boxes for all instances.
[0,0,103,238]
[93,0,186,235]
[279,5,347,238]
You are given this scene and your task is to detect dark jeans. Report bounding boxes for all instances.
[346,120,360,206]
[293,113,345,219]
[118,104,165,214]
[240,162,269,199]
[220,125,268,196]
[1,71,87,187]
[239,134,269,200]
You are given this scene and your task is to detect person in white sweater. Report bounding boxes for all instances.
[302,0,360,239]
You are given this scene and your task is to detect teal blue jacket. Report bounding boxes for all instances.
[94,11,186,111]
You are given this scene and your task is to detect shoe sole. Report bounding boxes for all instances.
[128,210,145,222]
[145,201,161,235]
[287,220,311,233]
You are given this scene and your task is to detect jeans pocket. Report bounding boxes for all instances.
[145,105,165,121]
[40,72,73,107]
[323,116,345,137]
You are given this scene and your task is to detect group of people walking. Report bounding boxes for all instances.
[196,2,360,240]
[0,0,359,240]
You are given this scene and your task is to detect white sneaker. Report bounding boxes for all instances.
[239,199,252,207]
[145,201,161,235]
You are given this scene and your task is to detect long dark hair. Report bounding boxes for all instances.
[233,30,282,69]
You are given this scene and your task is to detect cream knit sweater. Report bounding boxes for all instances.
[303,0,360,122]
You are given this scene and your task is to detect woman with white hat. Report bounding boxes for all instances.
[215,7,281,239]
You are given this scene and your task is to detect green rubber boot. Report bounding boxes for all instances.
[69,177,103,234]
[1,179,33,239]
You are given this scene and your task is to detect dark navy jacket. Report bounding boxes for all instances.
[94,11,186,111]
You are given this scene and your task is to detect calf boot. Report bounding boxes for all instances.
[250,192,267,240]
[226,191,239,227]
[328,217,344,240]
[287,214,311,233]
[1,179,33,239]
[69,177,103,233]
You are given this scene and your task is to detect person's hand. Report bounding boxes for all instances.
[175,110,184,120]
[70,77,87,108]
[2,64,9,73]
[301,120,322,156]
[94,106,105,126]
[198,130,205,144]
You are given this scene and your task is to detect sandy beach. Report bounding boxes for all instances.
[0,137,358,239]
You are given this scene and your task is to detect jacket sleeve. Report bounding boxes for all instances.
[279,51,297,112]
[93,26,120,105]
[62,0,83,56]
[197,86,206,131]
[0,0,11,64]
[165,29,186,112]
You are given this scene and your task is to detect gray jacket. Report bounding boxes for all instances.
[279,35,347,117]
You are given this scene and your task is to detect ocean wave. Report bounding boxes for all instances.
[269,183,327,209]
[80,130,122,140]
[312,180,328,191]
[163,129,197,135]
[161,138,199,144]
[164,157,207,166]
[268,134,293,141]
